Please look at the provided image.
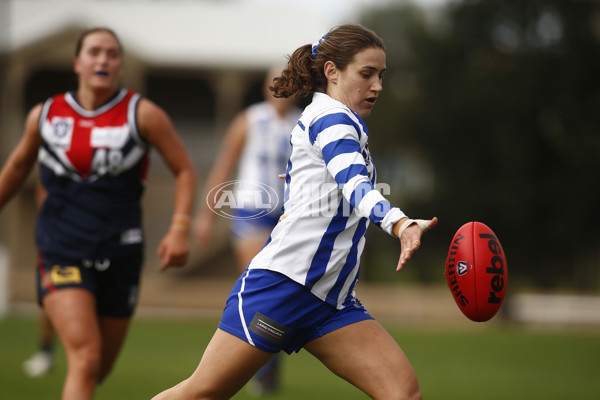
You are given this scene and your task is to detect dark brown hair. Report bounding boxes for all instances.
[74,27,123,57]
[271,24,384,98]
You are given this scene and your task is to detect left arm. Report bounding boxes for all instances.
[137,98,197,271]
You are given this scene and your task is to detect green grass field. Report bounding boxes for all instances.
[1,315,599,399]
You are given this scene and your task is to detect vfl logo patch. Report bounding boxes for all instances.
[362,145,372,167]
[54,119,71,138]
[457,261,472,276]
[361,146,375,182]
[249,312,289,345]
[50,265,82,285]
[48,117,74,149]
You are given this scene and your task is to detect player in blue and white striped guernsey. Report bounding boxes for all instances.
[153,24,437,400]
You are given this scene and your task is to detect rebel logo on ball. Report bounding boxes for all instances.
[445,222,508,322]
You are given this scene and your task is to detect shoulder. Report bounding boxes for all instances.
[16,103,45,147]
[309,105,360,134]
[136,98,171,131]
[245,101,269,122]
[304,110,365,148]
[227,108,250,135]
[247,101,267,113]
[305,93,352,123]
[136,97,162,116]
[134,98,183,146]
[27,103,44,121]
[25,103,45,131]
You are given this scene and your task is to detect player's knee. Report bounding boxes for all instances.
[403,377,422,400]
[408,388,423,400]
[404,380,422,400]
[70,343,101,380]
[386,388,422,400]
[379,377,422,400]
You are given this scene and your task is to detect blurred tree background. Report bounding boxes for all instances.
[360,0,600,291]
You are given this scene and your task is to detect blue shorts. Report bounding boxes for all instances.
[36,252,143,318]
[230,208,281,241]
[218,268,373,354]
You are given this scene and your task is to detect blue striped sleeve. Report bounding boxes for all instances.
[321,139,361,165]
[370,200,392,225]
[334,164,369,187]
[349,181,374,208]
[308,112,362,145]
[346,178,394,227]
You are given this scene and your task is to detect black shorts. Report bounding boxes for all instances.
[36,252,143,318]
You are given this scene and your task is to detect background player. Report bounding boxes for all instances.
[194,67,301,395]
[153,24,436,400]
[0,27,196,399]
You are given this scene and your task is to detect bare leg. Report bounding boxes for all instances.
[97,316,131,383]
[43,288,101,400]
[39,310,55,348]
[152,329,274,400]
[43,293,133,396]
[304,319,422,400]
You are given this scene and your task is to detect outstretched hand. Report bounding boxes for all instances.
[395,217,438,271]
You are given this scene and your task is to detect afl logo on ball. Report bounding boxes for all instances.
[457,261,471,276]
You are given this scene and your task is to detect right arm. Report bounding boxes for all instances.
[194,110,248,247]
[0,104,43,211]
[316,110,437,271]
[137,98,197,271]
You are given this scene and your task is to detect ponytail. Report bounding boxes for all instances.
[271,24,384,99]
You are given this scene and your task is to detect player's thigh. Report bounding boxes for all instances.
[304,319,420,399]
[179,328,274,399]
[43,288,101,354]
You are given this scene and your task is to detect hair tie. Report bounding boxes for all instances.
[311,33,329,58]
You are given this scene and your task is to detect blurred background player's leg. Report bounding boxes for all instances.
[249,355,280,395]
[23,310,55,378]
[233,235,282,396]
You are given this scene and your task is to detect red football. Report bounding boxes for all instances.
[445,221,507,322]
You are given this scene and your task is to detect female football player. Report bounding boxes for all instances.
[0,27,196,399]
[153,24,436,400]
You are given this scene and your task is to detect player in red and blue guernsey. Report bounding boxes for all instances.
[0,27,196,399]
